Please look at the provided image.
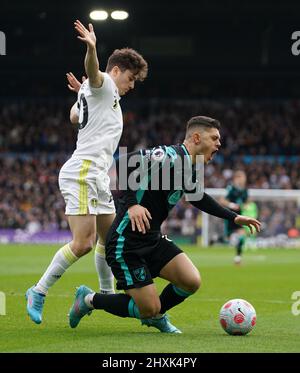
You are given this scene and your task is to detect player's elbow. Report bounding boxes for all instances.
[70,103,79,124]
[70,112,79,125]
[87,71,103,88]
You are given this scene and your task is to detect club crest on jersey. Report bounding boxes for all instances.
[90,198,98,208]
[133,267,146,282]
[151,148,165,162]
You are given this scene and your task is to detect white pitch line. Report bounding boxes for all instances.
[8,292,78,298]
[199,298,291,304]
[8,292,292,304]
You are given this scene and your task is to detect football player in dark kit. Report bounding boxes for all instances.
[68,116,261,333]
[220,170,258,265]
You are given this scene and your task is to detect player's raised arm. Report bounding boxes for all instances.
[74,20,103,88]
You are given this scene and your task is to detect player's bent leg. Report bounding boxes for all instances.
[96,213,116,242]
[68,215,97,257]
[67,286,180,333]
[95,214,116,294]
[26,215,96,324]
[160,252,201,293]
[126,286,181,334]
[158,253,201,315]
[68,284,160,327]
[126,285,160,319]
[26,242,79,324]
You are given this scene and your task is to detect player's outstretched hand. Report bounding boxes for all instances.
[234,215,261,234]
[66,72,86,93]
[74,20,96,49]
[128,205,152,234]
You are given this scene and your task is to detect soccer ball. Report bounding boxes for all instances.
[219,298,256,335]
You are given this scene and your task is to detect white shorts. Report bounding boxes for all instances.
[58,158,115,215]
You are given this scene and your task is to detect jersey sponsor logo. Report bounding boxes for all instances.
[133,267,146,282]
[151,148,165,162]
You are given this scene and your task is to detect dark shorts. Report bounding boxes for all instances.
[106,232,183,290]
[225,220,241,237]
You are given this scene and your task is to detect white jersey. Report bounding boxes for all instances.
[71,72,123,170]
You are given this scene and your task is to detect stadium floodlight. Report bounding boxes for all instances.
[111,10,129,20]
[89,10,108,21]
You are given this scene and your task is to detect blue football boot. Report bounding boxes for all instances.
[142,314,182,333]
[69,285,94,328]
[25,286,45,324]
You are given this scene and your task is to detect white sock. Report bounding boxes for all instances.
[84,293,95,309]
[95,241,115,294]
[34,243,78,295]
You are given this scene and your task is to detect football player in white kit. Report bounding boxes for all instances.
[26,20,148,324]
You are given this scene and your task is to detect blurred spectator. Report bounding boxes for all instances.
[1,98,300,156]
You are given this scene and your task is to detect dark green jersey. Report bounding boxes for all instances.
[226,185,248,207]
[115,144,237,234]
[224,185,248,236]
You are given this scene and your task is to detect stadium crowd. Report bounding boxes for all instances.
[0,99,299,236]
[1,99,300,156]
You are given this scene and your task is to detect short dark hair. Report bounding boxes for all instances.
[186,116,221,132]
[106,48,148,81]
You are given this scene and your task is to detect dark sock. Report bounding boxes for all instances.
[159,284,194,314]
[236,236,245,256]
[92,293,139,318]
[91,284,194,321]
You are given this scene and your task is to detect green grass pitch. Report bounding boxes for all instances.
[0,244,299,352]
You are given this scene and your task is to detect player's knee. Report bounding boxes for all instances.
[192,272,202,292]
[143,306,161,318]
[71,244,92,257]
[139,301,161,318]
[181,272,201,294]
[71,234,96,256]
